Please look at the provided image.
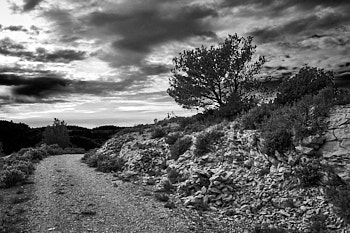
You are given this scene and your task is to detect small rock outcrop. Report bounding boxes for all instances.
[320,104,350,181]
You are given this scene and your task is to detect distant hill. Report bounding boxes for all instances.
[0,120,42,154]
[0,120,124,155]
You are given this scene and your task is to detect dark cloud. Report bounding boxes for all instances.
[4,25,28,32]
[139,64,171,76]
[86,2,217,65]
[23,0,44,11]
[0,38,32,58]
[35,48,87,63]
[249,12,350,43]
[0,67,150,104]
[0,38,86,63]
[220,0,350,10]
[0,73,68,98]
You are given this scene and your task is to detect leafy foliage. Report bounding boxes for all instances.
[258,84,338,156]
[168,34,265,111]
[215,93,258,119]
[275,66,334,105]
[150,126,167,139]
[165,132,183,145]
[43,118,71,148]
[194,130,224,156]
[170,136,192,160]
[241,102,277,130]
[252,226,299,233]
[294,159,323,187]
[0,168,26,188]
[325,186,350,224]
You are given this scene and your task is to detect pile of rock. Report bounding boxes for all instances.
[118,139,168,176]
[178,168,237,209]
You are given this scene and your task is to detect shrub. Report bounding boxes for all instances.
[96,156,125,173]
[40,144,64,155]
[22,148,47,162]
[0,168,26,188]
[194,130,224,156]
[84,152,100,168]
[262,128,292,157]
[308,214,327,233]
[4,160,35,176]
[215,94,258,119]
[251,226,298,233]
[325,186,350,224]
[150,126,167,139]
[167,167,184,184]
[63,147,85,154]
[170,136,192,160]
[275,66,334,105]
[294,160,323,187]
[334,88,350,105]
[241,102,277,130]
[165,132,183,145]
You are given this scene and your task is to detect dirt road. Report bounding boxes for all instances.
[24,154,192,233]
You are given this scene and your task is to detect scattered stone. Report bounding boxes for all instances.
[80,210,97,216]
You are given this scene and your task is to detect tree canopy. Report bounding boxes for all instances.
[167,34,265,111]
[43,118,70,148]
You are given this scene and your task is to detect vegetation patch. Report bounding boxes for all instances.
[194,130,224,157]
[170,136,192,160]
[150,126,167,139]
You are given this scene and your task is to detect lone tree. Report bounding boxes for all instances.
[43,118,70,148]
[167,34,265,111]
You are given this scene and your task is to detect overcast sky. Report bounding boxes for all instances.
[0,0,349,128]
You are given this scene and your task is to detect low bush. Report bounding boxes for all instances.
[63,147,85,154]
[325,186,350,224]
[4,160,35,176]
[170,136,192,160]
[260,87,336,156]
[215,94,258,119]
[21,148,47,162]
[150,126,167,139]
[294,159,323,187]
[194,130,224,156]
[275,66,334,106]
[83,152,100,168]
[251,226,299,233]
[167,167,184,183]
[308,214,327,233]
[96,156,125,173]
[0,168,26,188]
[165,132,183,145]
[241,102,277,130]
[40,144,64,155]
[334,88,350,105]
[261,128,292,157]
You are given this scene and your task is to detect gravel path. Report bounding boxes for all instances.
[25,154,193,233]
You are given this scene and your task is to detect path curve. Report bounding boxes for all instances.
[25,154,191,233]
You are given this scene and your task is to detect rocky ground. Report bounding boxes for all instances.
[18,154,241,233]
[90,104,350,232]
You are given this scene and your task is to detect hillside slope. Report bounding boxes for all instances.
[84,104,350,232]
